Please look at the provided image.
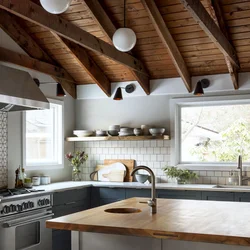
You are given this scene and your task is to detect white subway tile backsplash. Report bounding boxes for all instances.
[75,139,249,184]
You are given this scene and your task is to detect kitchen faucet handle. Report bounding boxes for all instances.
[147,199,156,207]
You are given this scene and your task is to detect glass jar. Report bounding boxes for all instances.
[72,164,82,181]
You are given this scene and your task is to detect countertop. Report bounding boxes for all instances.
[3,181,250,201]
[46,197,250,246]
[37,181,250,193]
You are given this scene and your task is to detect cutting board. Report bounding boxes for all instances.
[104,159,135,182]
[90,163,126,182]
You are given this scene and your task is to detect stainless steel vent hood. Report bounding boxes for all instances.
[0,65,50,111]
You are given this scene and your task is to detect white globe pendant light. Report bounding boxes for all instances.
[40,0,72,14]
[113,28,136,52]
[112,0,137,52]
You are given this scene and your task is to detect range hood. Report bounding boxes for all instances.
[0,65,50,112]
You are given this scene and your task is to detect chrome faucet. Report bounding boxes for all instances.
[237,155,248,185]
[131,166,157,214]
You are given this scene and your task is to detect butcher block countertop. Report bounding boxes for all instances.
[46,197,250,246]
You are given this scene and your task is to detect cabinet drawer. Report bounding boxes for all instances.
[53,187,90,206]
[125,189,151,198]
[157,190,202,200]
[202,191,234,201]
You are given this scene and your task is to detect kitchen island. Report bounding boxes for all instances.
[46,197,250,250]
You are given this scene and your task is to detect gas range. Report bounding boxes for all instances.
[0,188,52,218]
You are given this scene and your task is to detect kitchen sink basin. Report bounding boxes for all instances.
[212,185,250,189]
[104,208,142,214]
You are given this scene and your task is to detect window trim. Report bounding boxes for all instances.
[170,94,250,171]
[22,98,64,170]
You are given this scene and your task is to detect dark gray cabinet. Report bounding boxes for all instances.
[157,189,202,200]
[202,191,234,201]
[91,187,126,207]
[235,192,250,202]
[52,187,90,250]
[125,188,151,198]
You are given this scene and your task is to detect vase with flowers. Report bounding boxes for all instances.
[66,151,88,181]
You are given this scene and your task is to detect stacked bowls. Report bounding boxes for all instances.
[108,125,120,136]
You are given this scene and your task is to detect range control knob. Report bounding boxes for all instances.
[28,201,34,208]
[38,199,42,206]
[10,204,16,212]
[45,199,50,205]
[17,204,22,212]
[3,205,10,214]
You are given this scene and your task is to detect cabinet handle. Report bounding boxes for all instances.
[64,201,76,205]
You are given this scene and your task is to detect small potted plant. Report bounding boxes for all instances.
[163,166,198,184]
[66,151,88,181]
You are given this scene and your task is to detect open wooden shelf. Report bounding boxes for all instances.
[66,135,170,142]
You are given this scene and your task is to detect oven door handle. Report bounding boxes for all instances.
[2,212,54,228]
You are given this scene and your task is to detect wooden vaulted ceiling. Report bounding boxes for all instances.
[0,0,249,99]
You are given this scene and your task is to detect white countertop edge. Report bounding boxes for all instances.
[35,181,250,193]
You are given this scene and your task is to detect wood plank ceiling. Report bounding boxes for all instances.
[0,0,249,98]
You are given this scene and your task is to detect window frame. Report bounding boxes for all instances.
[170,94,250,170]
[22,98,64,170]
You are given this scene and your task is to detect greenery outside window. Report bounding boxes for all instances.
[23,99,63,169]
[171,95,250,169]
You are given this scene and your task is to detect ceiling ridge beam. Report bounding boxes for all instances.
[0,46,76,84]
[51,32,111,97]
[0,10,76,98]
[0,0,148,76]
[208,0,238,90]
[141,0,192,92]
[83,0,150,95]
[180,0,240,69]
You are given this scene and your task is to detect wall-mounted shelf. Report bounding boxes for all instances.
[66,135,170,142]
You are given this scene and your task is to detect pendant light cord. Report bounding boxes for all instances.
[124,0,126,28]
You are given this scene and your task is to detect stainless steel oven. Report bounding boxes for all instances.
[0,191,53,250]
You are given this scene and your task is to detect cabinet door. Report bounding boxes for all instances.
[202,191,234,201]
[157,190,202,200]
[125,189,151,198]
[235,192,250,202]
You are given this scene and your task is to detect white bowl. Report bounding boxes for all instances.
[73,130,93,137]
[96,130,107,136]
[149,128,165,136]
[109,125,120,131]
[133,128,142,136]
[120,127,133,133]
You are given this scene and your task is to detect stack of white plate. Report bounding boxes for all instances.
[73,130,94,137]
[119,127,134,136]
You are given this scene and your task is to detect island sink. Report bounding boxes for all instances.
[104,208,141,214]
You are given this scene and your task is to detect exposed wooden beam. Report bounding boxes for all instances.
[180,0,240,69]
[0,46,76,83]
[51,32,111,97]
[208,0,238,89]
[141,0,191,92]
[84,0,150,94]
[0,0,148,76]
[0,10,76,98]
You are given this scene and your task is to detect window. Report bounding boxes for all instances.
[171,95,250,168]
[23,99,63,169]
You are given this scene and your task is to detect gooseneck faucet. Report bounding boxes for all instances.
[237,155,243,186]
[131,166,157,214]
